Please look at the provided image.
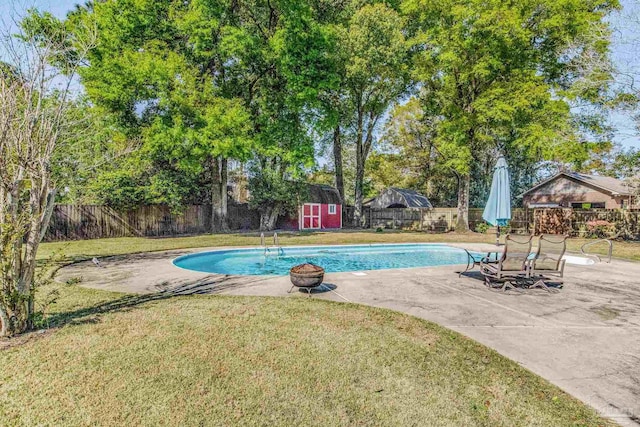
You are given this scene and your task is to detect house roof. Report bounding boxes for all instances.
[369,187,433,209]
[520,172,635,197]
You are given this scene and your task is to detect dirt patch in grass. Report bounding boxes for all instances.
[0,295,615,426]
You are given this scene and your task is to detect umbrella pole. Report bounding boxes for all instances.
[496,225,500,246]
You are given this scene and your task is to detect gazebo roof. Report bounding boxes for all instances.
[369,187,432,209]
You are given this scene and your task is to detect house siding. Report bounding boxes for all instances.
[523,176,623,208]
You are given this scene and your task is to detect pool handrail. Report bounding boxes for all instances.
[580,239,613,263]
[262,232,283,257]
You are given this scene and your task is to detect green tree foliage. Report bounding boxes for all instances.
[587,146,640,179]
[611,148,640,178]
[50,102,135,205]
[403,0,620,230]
[20,1,332,234]
[370,98,458,206]
[71,0,339,228]
[65,0,253,230]
[341,3,410,226]
[248,166,305,231]
[26,0,623,235]
[222,0,340,229]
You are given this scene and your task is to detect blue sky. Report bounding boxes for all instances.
[2,0,639,149]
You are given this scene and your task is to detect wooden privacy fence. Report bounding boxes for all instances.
[369,208,533,233]
[343,206,371,228]
[469,208,532,234]
[533,209,574,236]
[534,208,640,239]
[369,208,457,231]
[368,207,639,239]
[44,204,260,241]
[43,204,640,241]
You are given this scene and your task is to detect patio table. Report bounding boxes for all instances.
[459,248,502,277]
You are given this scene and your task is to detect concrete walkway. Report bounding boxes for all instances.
[57,243,640,426]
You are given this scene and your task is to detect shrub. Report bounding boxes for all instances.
[585,220,615,239]
[475,222,490,234]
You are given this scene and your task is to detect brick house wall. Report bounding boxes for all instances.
[522,176,628,209]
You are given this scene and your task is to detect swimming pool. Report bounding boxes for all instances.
[173,244,477,276]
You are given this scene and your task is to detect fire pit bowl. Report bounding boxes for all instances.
[289,263,325,296]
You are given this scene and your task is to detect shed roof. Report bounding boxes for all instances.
[369,187,433,209]
[305,184,342,205]
[520,172,635,197]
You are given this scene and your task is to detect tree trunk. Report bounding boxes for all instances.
[260,205,280,231]
[332,125,344,203]
[211,157,229,233]
[0,20,94,337]
[456,175,470,232]
[353,156,365,228]
[259,207,270,231]
[353,108,364,227]
[0,306,9,337]
[266,206,279,231]
[211,157,220,232]
[0,182,55,336]
[220,158,229,232]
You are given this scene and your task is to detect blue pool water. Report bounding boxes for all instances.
[173,244,476,276]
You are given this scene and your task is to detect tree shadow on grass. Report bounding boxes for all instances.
[41,292,173,329]
[41,274,275,330]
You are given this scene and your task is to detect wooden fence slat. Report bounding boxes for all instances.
[44,204,639,241]
[533,208,640,239]
[44,204,260,242]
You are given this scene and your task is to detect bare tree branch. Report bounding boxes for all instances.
[0,6,96,336]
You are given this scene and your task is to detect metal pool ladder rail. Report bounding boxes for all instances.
[261,232,283,256]
[581,239,613,263]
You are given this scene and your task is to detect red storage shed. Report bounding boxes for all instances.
[298,184,342,230]
[278,184,342,230]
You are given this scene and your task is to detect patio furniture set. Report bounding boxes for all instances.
[462,234,568,292]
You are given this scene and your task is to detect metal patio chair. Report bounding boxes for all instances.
[480,234,533,291]
[529,234,567,292]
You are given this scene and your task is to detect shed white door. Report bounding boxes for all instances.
[302,204,321,229]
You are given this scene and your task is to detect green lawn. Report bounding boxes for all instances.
[38,230,640,262]
[0,293,614,426]
[0,231,629,425]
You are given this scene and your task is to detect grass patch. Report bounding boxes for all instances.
[38,230,640,262]
[3,230,627,424]
[0,294,614,426]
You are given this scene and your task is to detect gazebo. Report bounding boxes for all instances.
[368,187,433,209]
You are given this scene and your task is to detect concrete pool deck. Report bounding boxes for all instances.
[56,242,640,426]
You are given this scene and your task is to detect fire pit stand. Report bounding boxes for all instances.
[288,263,325,297]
